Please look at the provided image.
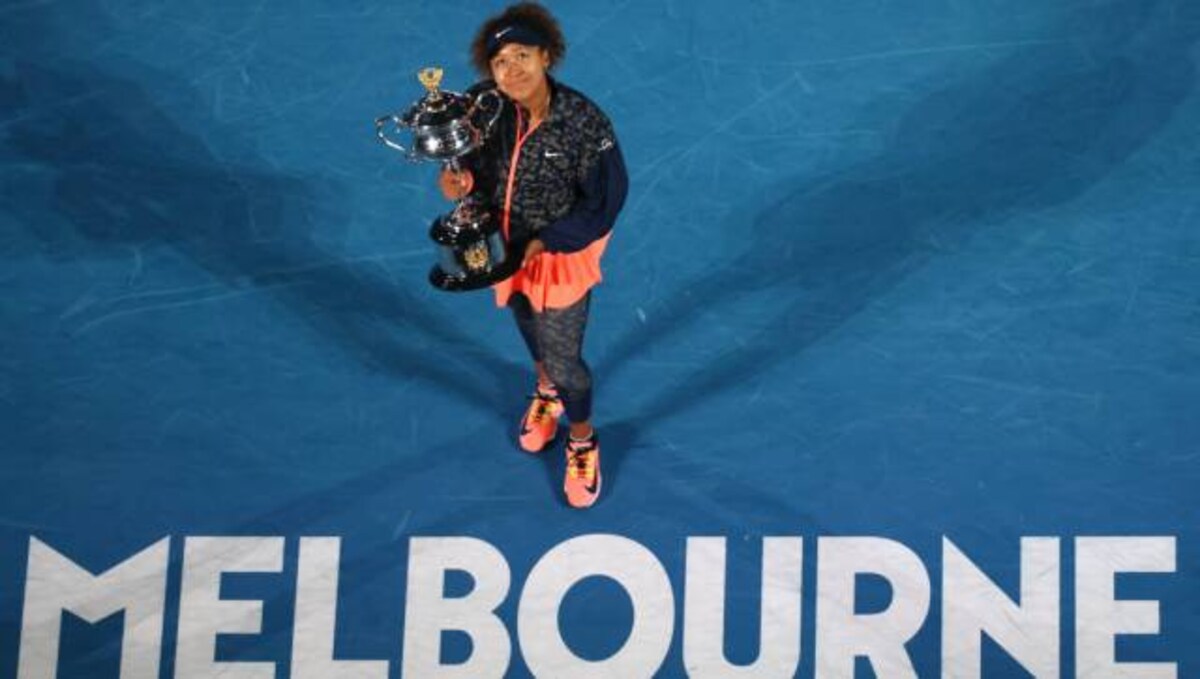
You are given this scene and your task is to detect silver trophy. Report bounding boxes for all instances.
[376,67,516,291]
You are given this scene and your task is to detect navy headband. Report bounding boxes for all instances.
[485,23,548,60]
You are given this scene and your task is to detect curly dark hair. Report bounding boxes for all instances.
[470,2,567,76]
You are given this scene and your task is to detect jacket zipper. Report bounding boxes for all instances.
[501,104,542,241]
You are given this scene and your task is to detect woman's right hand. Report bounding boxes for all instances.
[438,168,474,201]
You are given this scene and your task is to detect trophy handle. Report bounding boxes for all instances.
[471,89,504,138]
[375,114,414,157]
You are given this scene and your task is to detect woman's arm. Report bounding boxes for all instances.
[537,138,628,253]
[438,168,474,200]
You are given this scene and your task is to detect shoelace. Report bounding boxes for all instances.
[567,441,597,481]
[526,391,559,425]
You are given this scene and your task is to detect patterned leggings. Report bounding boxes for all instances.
[509,292,593,423]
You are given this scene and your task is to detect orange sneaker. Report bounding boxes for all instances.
[519,384,563,453]
[563,434,602,508]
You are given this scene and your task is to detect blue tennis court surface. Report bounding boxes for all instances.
[2,1,1198,676]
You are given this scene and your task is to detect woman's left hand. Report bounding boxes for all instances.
[522,239,546,267]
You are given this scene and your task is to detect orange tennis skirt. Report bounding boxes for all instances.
[493,233,612,312]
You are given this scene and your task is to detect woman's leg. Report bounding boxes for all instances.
[535,293,593,433]
[508,292,543,366]
[510,293,564,451]
[535,293,602,508]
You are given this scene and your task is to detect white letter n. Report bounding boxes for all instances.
[942,537,1060,678]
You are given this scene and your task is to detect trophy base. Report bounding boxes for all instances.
[428,257,520,292]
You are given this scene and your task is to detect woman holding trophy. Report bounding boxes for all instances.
[439,2,628,508]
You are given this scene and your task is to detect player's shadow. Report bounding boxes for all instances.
[1,50,524,413]
[598,0,1197,425]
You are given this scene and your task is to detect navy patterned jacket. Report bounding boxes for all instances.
[466,78,628,254]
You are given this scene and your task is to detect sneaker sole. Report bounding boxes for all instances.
[519,422,559,453]
[565,473,601,509]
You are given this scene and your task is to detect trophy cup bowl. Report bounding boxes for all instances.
[377,68,514,292]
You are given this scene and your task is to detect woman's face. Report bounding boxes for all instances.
[489,42,551,106]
